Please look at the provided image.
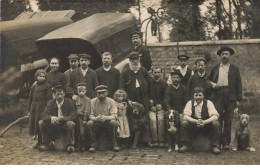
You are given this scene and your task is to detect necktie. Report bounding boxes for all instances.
[57,103,63,117]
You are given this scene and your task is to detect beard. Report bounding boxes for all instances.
[129,62,141,71]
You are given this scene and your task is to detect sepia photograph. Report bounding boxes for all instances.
[0,0,260,165]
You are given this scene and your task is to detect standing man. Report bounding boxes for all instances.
[208,46,242,150]
[95,52,120,98]
[68,53,98,99]
[131,31,152,71]
[38,85,76,153]
[187,58,212,99]
[120,52,152,146]
[64,54,79,98]
[87,85,119,152]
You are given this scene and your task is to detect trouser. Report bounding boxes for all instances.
[213,87,236,146]
[149,110,165,142]
[38,119,75,146]
[181,120,220,147]
[86,120,118,146]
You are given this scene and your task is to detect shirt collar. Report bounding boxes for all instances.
[194,100,203,107]
[134,43,141,49]
[80,67,88,72]
[197,71,206,77]
[153,77,162,83]
[103,66,111,71]
[56,99,64,106]
[220,62,230,67]
[172,84,180,89]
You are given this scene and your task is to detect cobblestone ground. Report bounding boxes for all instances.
[0,117,260,165]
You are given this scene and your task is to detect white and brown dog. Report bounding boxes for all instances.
[166,109,181,152]
[232,114,255,152]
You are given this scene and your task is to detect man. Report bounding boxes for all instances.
[64,54,79,98]
[95,52,120,98]
[131,31,152,71]
[178,87,221,155]
[68,53,98,99]
[87,85,119,152]
[120,52,152,146]
[38,85,76,153]
[208,46,242,150]
[187,58,212,99]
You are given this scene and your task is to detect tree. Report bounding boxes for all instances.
[1,0,31,21]
[37,0,137,21]
[162,0,206,42]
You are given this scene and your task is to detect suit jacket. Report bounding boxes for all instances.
[41,98,76,122]
[208,64,242,101]
[68,68,98,98]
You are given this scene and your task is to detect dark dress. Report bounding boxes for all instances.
[28,82,52,135]
[47,71,67,90]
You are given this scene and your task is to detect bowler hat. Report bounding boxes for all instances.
[127,52,140,59]
[95,85,108,93]
[53,85,66,93]
[170,69,183,78]
[78,53,91,59]
[217,46,234,56]
[67,54,79,60]
[195,58,207,65]
[131,31,143,38]
[177,55,189,61]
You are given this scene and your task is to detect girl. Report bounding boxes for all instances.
[113,89,130,148]
[28,69,52,148]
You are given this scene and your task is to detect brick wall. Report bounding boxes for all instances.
[147,39,260,114]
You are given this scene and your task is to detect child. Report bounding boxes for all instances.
[72,82,91,151]
[113,89,130,148]
[28,69,52,148]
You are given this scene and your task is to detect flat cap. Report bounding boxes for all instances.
[95,85,108,93]
[67,53,79,60]
[131,31,143,38]
[170,69,183,78]
[177,55,189,61]
[76,82,87,88]
[127,52,140,59]
[78,53,91,59]
[217,46,234,56]
[53,85,66,92]
[195,58,207,65]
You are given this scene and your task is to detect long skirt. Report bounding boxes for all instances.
[117,116,130,138]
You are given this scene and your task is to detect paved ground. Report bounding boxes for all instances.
[0,116,260,165]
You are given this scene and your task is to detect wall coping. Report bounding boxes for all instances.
[147,39,260,47]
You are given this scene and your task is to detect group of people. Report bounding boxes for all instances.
[28,31,242,155]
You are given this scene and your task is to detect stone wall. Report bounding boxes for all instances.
[147,39,260,114]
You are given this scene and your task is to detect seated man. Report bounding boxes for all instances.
[38,85,76,153]
[178,87,221,155]
[87,85,119,152]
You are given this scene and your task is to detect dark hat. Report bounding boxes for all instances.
[76,82,86,88]
[217,46,234,56]
[170,69,183,78]
[131,31,143,38]
[195,58,207,65]
[53,85,66,93]
[127,52,140,60]
[177,55,189,61]
[95,85,108,93]
[67,53,79,60]
[78,53,91,59]
[193,87,205,94]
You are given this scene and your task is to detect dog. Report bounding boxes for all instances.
[166,109,181,152]
[232,114,255,152]
[127,102,147,148]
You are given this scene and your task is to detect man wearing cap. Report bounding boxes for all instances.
[68,53,98,99]
[187,58,212,99]
[208,46,242,150]
[95,52,120,98]
[168,55,193,87]
[65,54,79,98]
[38,85,76,153]
[131,31,152,71]
[87,85,119,152]
[120,52,152,146]
[178,87,221,154]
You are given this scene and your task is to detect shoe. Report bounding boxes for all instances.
[223,145,231,150]
[89,144,95,153]
[39,145,48,152]
[67,145,75,153]
[178,145,188,153]
[212,146,221,155]
[113,142,120,152]
[147,142,153,148]
[32,142,39,149]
